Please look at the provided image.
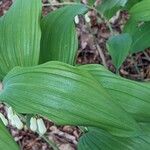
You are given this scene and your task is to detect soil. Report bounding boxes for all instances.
[0,0,150,150]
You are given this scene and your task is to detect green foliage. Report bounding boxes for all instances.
[78,127,150,150]
[40,4,87,65]
[0,0,150,149]
[80,64,150,122]
[0,120,19,150]
[130,0,150,22]
[106,33,132,70]
[0,61,140,137]
[96,0,128,18]
[0,0,42,80]
[125,0,141,10]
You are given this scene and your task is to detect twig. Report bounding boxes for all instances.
[41,134,59,150]
[144,51,150,62]
[96,44,108,68]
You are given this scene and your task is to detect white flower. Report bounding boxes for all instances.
[74,15,79,24]
[0,113,8,126]
[85,13,90,23]
[7,107,14,120]
[30,117,37,132]
[37,118,47,135]
[12,114,23,130]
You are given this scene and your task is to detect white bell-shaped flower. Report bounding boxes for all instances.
[0,113,8,126]
[30,117,37,132]
[74,15,79,24]
[12,114,23,130]
[37,118,47,135]
[7,107,14,120]
[85,13,90,23]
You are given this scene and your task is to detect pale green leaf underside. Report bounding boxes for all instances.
[0,0,42,80]
[130,0,150,21]
[40,4,87,65]
[0,61,140,137]
[78,127,150,150]
[0,120,19,150]
[106,33,132,70]
[80,64,150,122]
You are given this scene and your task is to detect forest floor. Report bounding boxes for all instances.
[0,0,150,150]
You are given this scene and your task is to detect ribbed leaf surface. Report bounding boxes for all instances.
[0,120,19,150]
[130,0,150,21]
[0,61,140,137]
[80,64,150,122]
[40,4,87,65]
[78,127,150,150]
[0,0,42,80]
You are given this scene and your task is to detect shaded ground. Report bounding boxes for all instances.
[0,0,150,150]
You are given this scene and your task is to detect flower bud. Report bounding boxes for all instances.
[12,114,23,130]
[30,117,37,132]
[7,107,14,120]
[74,15,79,24]
[37,118,47,135]
[0,113,8,126]
[85,13,90,23]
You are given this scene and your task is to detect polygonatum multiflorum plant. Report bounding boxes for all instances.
[0,0,150,150]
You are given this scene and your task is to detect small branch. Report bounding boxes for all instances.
[144,51,150,62]
[96,44,107,68]
[41,134,59,150]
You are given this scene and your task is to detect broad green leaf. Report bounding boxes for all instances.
[123,18,138,34]
[78,127,150,150]
[125,22,150,53]
[130,0,150,21]
[106,33,132,70]
[0,120,19,150]
[125,0,141,10]
[96,0,128,18]
[79,64,150,122]
[0,0,42,80]
[0,61,140,137]
[130,22,150,53]
[40,4,87,65]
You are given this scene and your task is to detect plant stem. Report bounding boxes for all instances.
[41,134,59,150]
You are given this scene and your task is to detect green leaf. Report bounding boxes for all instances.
[78,127,150,150]
[123,19,150,53]
[126,22,150,53]
[106,33,132,70]
[88,0,95,6]
[0,120,19,150]
[40,4,87,65]
[130,0,150,22]
[96,0,128,18]
[79,64,150,122]
[0,61,140,137]
[131,22,150,53]
[125,0,141,10]
[0,0,42,80]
